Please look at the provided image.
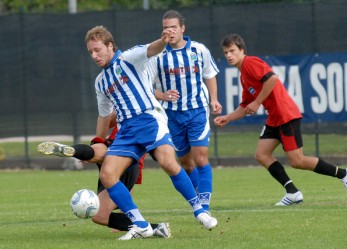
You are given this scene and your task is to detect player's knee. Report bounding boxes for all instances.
[159,159,181,175]
[190,147,209,166]
[155,146,174,164]
[286,151,306,168]
[99,171,118,187]
[179,156,195,171]
[289,158,304,169]
[193,155,208,166]
[182,164,195,173]
[99,171,108,182]
[255,152,266,165]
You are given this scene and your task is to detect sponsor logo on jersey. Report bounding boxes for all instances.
[120,75,129,84]
[106,85,115,95]
[164,66,199,75]
[105,80,121,96]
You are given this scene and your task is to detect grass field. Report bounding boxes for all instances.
[0,167,346,249]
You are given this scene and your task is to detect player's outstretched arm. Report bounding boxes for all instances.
[147,28,174,58]
[214,106,246,127]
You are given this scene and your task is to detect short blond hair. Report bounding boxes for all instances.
[85,25,117,52]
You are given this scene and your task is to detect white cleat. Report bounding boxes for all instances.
[153,222,171,238]
[275,191,303,206]
[118,224,153,240]
[196,212,218,230]
[37,142,75,157]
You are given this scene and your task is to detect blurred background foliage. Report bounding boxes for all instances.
[0,0,323,14]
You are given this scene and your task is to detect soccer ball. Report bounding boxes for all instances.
[70,189,100,219]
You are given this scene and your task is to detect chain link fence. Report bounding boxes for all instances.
[0,1,346,168]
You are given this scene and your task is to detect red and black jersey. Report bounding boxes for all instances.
[239,56,302,127]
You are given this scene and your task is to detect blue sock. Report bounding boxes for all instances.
[197,164,212,211]
[170,168,204,217]
[107,181,148,228]
[187,167,199,193]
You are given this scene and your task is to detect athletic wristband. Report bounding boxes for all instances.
[105,138,113,147]
[90,137,105,145]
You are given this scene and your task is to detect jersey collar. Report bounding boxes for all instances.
[104,50,122,69]
[165,36,191,52]
[111,50,122,64]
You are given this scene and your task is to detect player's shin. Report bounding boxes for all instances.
[187,167,199,194]
[107,181,148,228]
[197,164,212,212]
[170,168,205,217]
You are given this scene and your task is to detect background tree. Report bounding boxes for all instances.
[0,0,316,14]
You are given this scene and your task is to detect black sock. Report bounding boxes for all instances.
[107,212,158,231]
[108,213,132,231]
[72,144,95,161]
[337,168,347,179]
[314,158,346,179]
[268,161,299,194]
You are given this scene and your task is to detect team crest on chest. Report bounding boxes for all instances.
[115,66,122,75]
[115,65,129,84]
[248,87,256,95]
[190,52,197,62]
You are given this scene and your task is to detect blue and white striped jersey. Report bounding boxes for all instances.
[148,36,219,111]
[95,45,164,123]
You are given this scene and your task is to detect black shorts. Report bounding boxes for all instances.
[96,164,140,194]
[259,118,303,152]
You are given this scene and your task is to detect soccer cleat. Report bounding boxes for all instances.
[153,222,171,238]
[275,191,303,206]
[340,170,347,190]
[118,224,153,240]
[37,142,75,157]
[196,212,218,230]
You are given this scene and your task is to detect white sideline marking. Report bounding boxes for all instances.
[139,207,339,214]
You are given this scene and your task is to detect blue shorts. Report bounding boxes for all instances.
[166,107,210,157]
[106,111,174,161]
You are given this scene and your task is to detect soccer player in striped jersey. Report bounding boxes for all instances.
[149,10,222,213]
[214,33,347,206]
[37,120,171,238]
[84,25,217,240]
